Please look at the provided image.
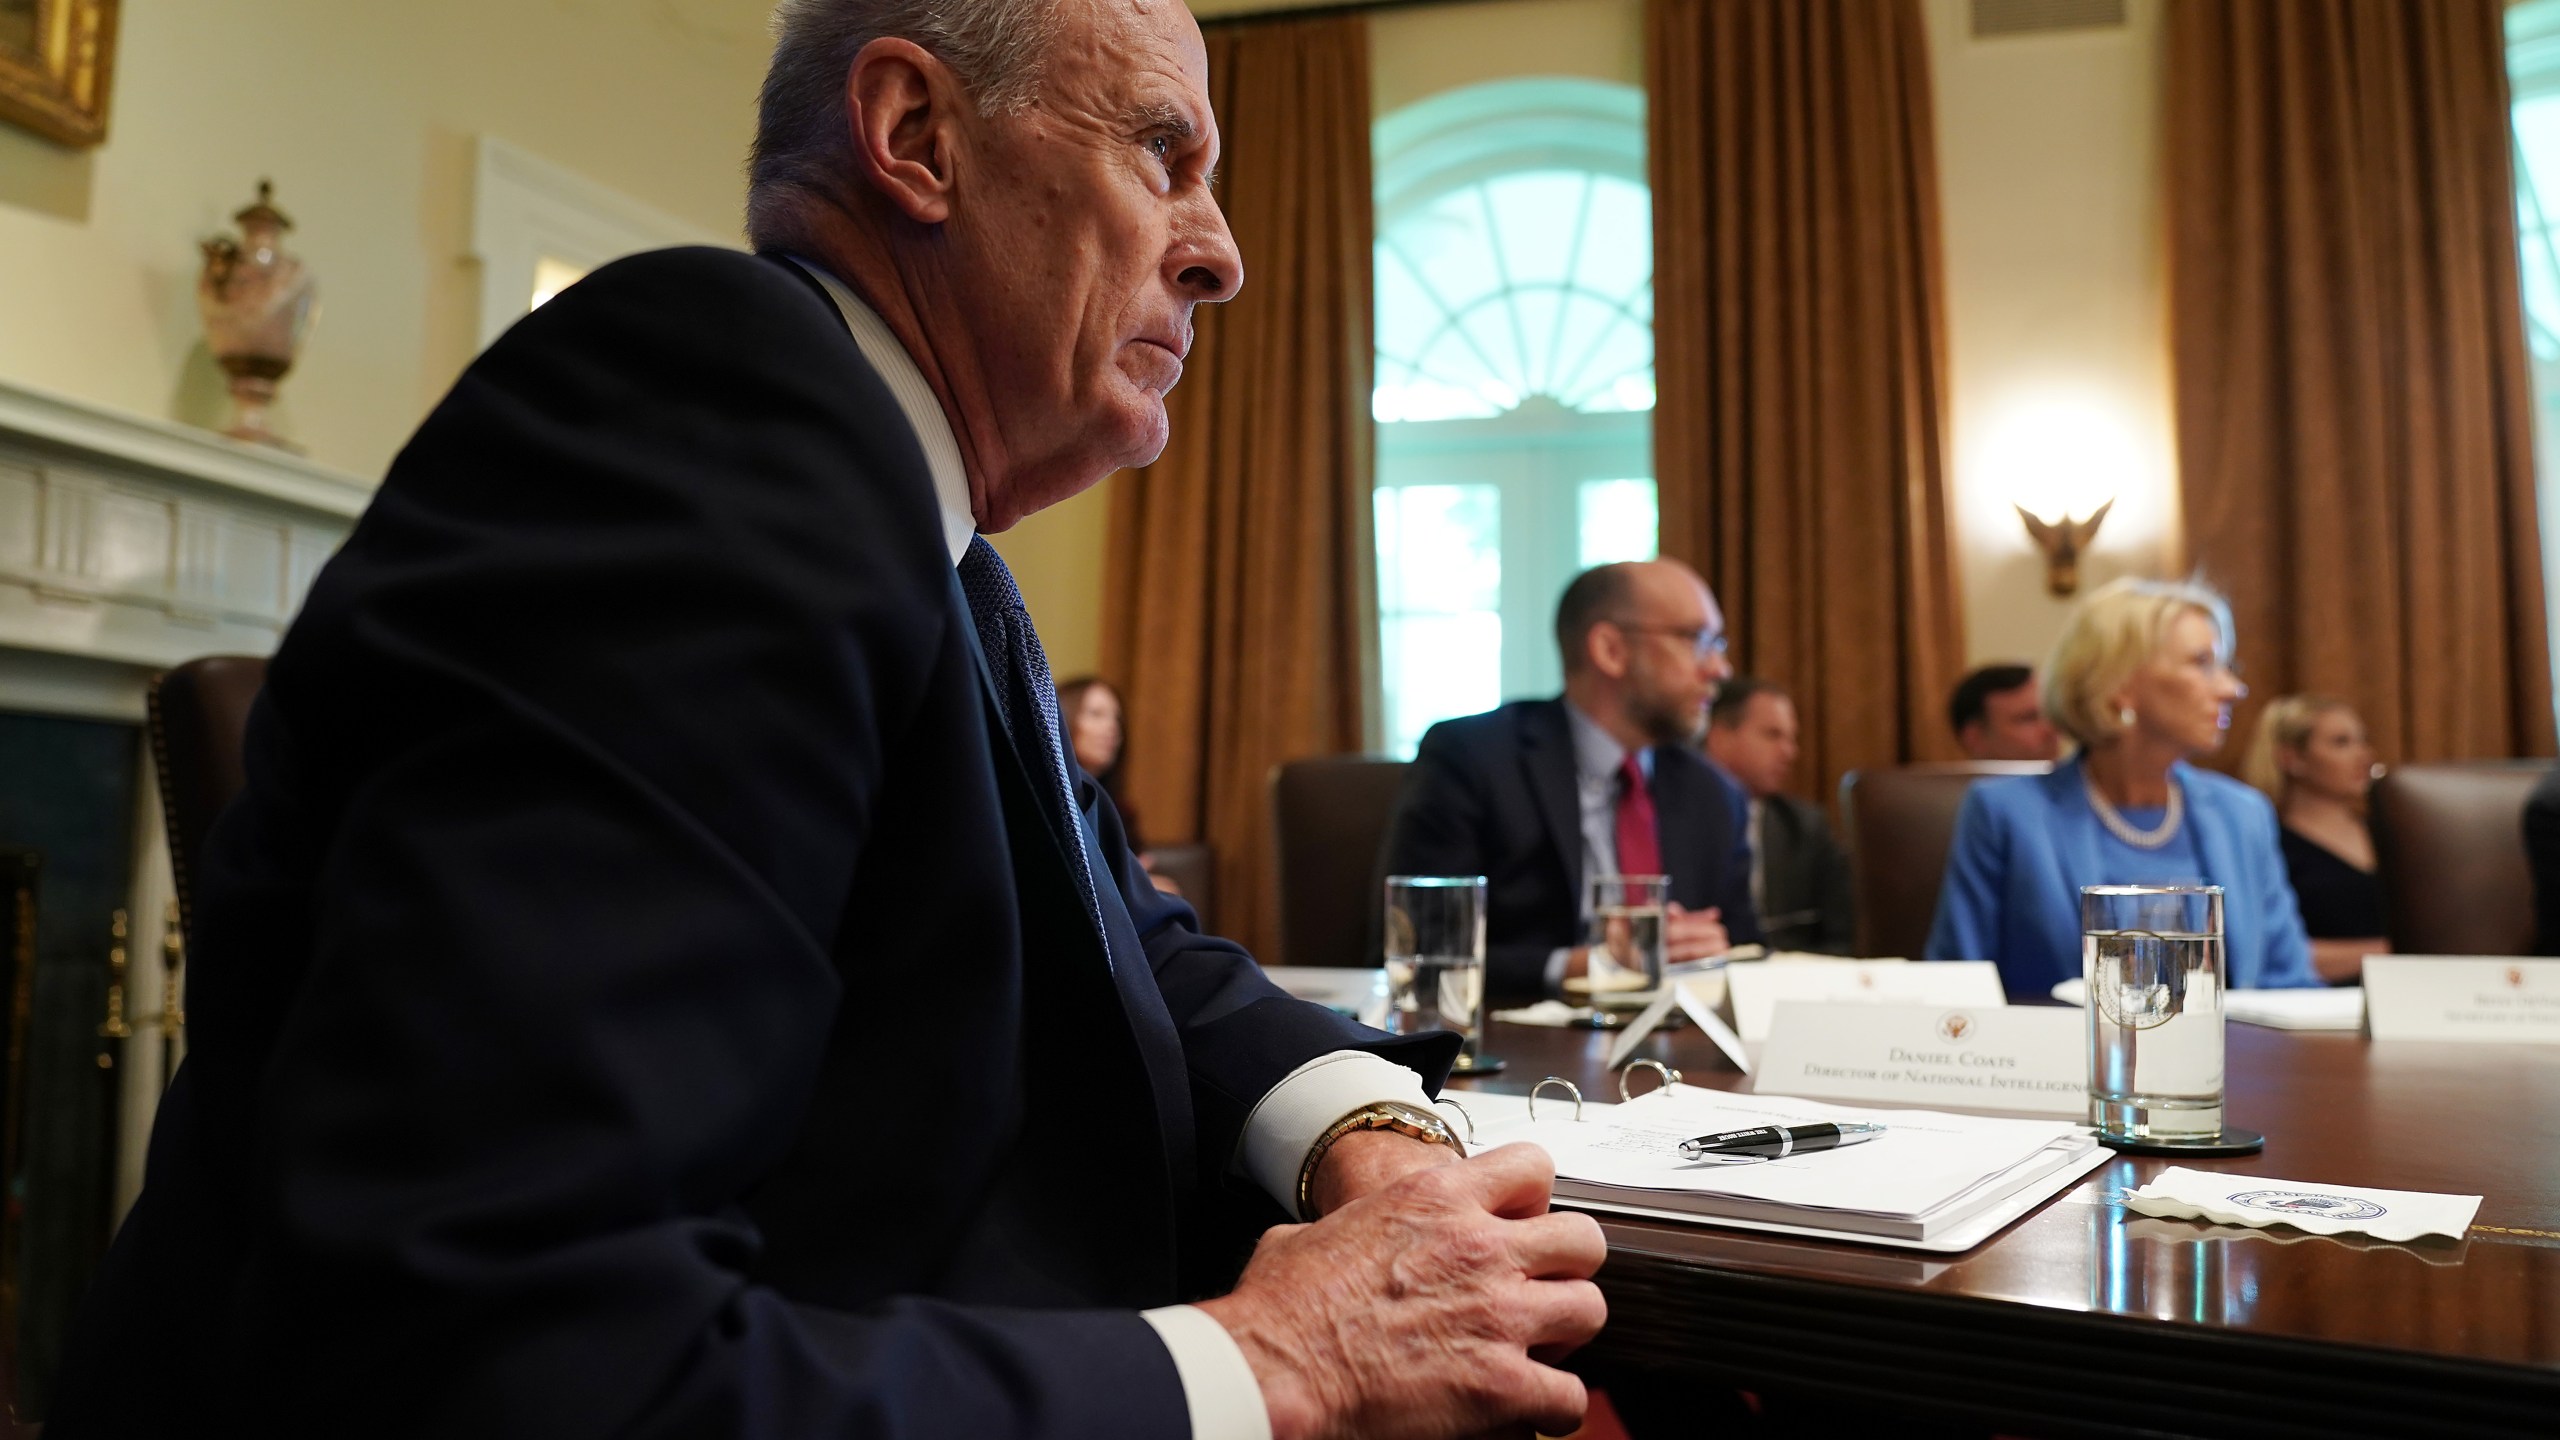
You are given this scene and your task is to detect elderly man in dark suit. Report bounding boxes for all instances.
[45,3,1606,1437]
[1703,676,1856,954]
[1381,560,1763,1006]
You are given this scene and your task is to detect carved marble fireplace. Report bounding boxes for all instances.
[0,375,366,1229]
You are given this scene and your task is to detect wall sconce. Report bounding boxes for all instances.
[2016,497,2113,596]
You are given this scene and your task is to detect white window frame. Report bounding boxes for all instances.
[469,136,737,352]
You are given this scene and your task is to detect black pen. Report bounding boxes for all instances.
[1678,1121,1887,1161]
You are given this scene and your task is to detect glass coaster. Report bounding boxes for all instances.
[2097,1125,2264,1157]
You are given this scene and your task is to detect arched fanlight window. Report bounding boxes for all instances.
[1372,79,1656,757]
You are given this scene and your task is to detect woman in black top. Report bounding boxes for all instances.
[1055,675,1179,894]
[2242,695,2388,983]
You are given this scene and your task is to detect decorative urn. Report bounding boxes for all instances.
[197,180,318,450]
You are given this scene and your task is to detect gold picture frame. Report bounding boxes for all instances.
[0,0,118,148]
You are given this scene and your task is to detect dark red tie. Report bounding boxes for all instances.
[1615,752,1662,875]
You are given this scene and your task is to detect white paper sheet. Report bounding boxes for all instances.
[1473,1085,2085,1228]
[2125,1165,2480,1243]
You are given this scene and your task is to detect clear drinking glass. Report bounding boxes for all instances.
[1584,874,1670,1008]
[2083,885,2226,1142]
[1383,875,1495,1073]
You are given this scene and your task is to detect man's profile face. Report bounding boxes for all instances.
[942,0,1242,528]
[1706,692,1799,799]
[1618,566,1730,746]
[1964,680,2062,762]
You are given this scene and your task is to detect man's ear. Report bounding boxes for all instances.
[1589,624,1630,681]
[845,38,960,225]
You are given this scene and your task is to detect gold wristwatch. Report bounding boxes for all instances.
[1296,1101,1467,1220]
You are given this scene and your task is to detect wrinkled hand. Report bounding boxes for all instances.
[1664,902,1728,963]
[1305,1128,1461,1217]
[1198,1144,1607,1440]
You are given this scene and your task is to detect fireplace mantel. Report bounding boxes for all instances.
[0,377,370,721]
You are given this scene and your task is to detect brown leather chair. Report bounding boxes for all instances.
[1838,761,2053,960]
[2370,760,2548,957]
[1269,756,1410,968]
[1141,842,1216,935]
[147,655,268,943]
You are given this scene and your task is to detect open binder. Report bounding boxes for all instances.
[1445,1081,2106,1253]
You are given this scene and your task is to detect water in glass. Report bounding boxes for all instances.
[2083,886,2226,1140]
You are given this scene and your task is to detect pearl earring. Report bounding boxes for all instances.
[2118,705,2137,729]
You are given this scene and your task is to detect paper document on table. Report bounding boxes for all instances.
[2222,987,2365,1031]
[2125,1166,2480,1242]
[2055,977,2360,1032]
[1470,1084,2096,1245]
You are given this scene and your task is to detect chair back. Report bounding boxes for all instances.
[2370,761,2547,957]
[148,656,268,942]
[1269,756,1410,968]
[1839,761,2053,960]
[1142,843,1216,935]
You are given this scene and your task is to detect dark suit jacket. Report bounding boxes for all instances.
[2526,765,2560,955]
[1755,792,1856,955]
[48,249,1454,1440]
[1379,699,1761,1004]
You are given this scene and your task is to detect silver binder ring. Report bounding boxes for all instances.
[1433,1097,1476,1145]
[1527,1077,1583,1122]
[1618,1058,1681,1103]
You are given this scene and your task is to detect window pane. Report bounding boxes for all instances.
[1578,479,1659,568]
[1380,612,1504,759]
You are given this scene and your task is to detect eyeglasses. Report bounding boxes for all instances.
[1612,621,1730,661]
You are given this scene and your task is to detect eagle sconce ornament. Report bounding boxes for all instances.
[2016,498,2112,597]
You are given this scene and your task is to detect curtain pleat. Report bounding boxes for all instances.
[1647,0,1964,808]
[2167,0,2555,762]
[1101,14,1377,960]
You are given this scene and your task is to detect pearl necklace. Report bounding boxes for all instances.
[2084,767,2184,849]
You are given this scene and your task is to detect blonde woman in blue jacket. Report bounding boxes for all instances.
[1927,578,2319,994]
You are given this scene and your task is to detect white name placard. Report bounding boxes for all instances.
[1753,1001,2089,1116]
[1724,959,2007,1042]
[2363,957,2560,1044]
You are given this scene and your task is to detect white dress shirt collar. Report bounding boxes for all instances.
[788,257,976,565]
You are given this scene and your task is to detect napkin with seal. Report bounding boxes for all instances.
[2124,1166,2481,1242]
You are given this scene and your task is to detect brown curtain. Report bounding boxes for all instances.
[1646,0,1964,807]
[2168,0,2556,762]
[1101,14,1376,959]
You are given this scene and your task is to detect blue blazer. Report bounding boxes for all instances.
[1925,757,2320,994]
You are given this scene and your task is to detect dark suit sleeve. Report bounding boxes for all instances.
[1808,803,1859,955]
[217,252,1190,1439]
[1713,773,1765,947]
[1383,723,1555,1002]
[1081,770,1461,1184]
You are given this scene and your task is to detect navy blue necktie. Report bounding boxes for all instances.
[956,536,1106,936]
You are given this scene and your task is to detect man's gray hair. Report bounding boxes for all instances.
[747,0,1060,248]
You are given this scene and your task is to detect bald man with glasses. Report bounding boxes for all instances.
[1380,559,1764,1006]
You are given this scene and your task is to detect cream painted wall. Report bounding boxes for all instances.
[0,0,773,481]
[1925,0,2177,671]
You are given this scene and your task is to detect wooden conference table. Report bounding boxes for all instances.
[1444,1017,2560,1439]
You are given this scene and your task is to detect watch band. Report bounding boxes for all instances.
[1295,1101,1467,1221]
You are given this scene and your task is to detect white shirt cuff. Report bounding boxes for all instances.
[1234,1050,1434,1216]
[1141,1304,1272,1440]
[1544,945,1575,996]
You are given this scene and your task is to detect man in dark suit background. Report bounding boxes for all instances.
[1703,677,1856,954]
[1380,560,1762,1006]
[46,2,1607,1438]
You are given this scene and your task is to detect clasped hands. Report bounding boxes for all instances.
[1200,1131,1608,1440]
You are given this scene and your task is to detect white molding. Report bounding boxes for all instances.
[0,377,366,684]
[471,136,739,351]
[0,376,371,519]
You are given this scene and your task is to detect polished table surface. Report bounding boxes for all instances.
[1446,1018,2560,1438]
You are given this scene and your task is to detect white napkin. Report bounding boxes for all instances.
[1490,1000,1593,1028]
[2124,1166,2481,1242]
